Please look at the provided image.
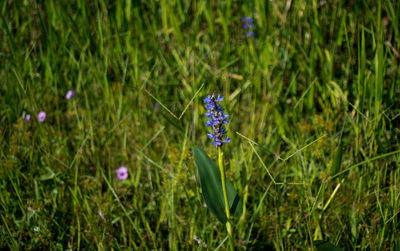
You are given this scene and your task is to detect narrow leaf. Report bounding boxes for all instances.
[194,146,243,223]
[330,140,342,178]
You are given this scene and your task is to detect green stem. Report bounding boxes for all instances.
[218,147,233,247]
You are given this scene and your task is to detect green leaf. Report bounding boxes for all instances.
[39,166,56,181]
[330,140,342,178]
[193,146,243,224]
[395,240,400,251]
[314,240,343,251]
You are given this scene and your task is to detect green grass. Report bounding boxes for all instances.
[1,0,400,250]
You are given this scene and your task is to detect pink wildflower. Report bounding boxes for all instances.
[98,210,106,222]
[38,111,46,122]
[66,90,75,100]
[116,166,128,180]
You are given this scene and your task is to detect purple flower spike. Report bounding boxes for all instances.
[24,114,31,122]
[241,17,252,23]
[116,166,128,180]
[223,136,231,143]
[38,111,46,122]
[66,90,75,100]
[246,31,255,38]
[203,93,230,148]
[242,16,255,38]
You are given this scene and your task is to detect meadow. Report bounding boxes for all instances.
[1,0,400,250]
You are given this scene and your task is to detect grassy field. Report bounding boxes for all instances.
[1,0,400,250]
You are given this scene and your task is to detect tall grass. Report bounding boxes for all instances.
[1,0,399,250]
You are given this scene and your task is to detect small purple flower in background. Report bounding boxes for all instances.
[38,111,46,122]
[203,94,230,147]
[98,210,106,222]
[24,114,31,122]
[66,90,75,100]
[193,235,207,248]
[242,16,253,29]
[116,166,128,180]
[242,16,255,37]
[246,31,255,37]
[154,102,159,112]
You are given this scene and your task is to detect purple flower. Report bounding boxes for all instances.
[116,166,128,180]
[98,210,106,222]
[38,111,46,122]
[242,16,254,29]
[66,90,75,100]
[246,31,255,37]
[193,235,207,248]
[154,102,159,112]
[203,94,230,148]
[24,114,31,122]
[242,16,255,37]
